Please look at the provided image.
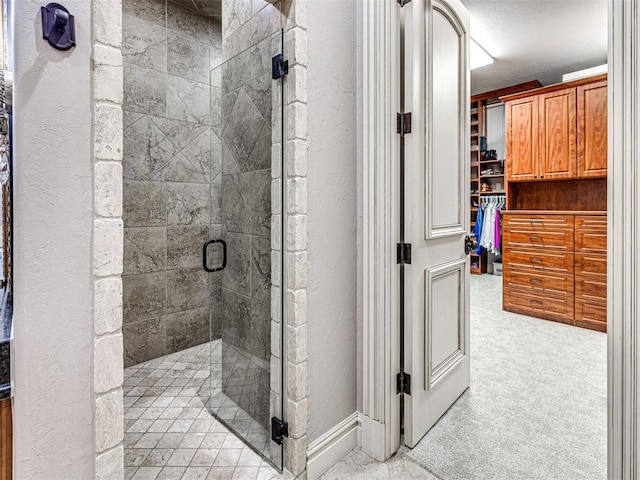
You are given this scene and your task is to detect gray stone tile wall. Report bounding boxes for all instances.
[122,0,224,367]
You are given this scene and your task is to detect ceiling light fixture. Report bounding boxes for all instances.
[470,38,493,70]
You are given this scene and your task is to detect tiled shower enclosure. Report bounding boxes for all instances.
[121,0,286,473]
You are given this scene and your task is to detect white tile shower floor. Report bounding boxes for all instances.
[123,342,292,480]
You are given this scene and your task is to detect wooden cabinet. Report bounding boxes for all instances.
[502,211,607,332]
[505,96,538,181]
[0,399,10,480]
[503,213,575,325]
[503,74,607,183]
[577,80,608,177]
[538,88,577,179]
[574,214,607,332]
[505,88,578,181]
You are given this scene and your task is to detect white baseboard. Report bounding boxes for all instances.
[306,412,360,480]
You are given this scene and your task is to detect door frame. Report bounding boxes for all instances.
[360,1,639,477]
[359,0,402,461]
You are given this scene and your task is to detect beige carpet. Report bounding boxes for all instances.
[406,274,607,480]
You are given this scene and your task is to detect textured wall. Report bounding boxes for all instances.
[12,0,95,477]
[121,0,223,366]
[306,0,358,443]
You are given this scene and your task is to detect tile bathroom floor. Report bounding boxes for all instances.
[123,342,292,480]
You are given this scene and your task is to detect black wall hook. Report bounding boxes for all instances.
[41,3,76,51]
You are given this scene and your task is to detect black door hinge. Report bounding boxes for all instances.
[271,416,289,445]
[397,242,412,265]
[397,0,412,6]
[397,371,411,395]
[272,54,289,80]
[397,112,412,136]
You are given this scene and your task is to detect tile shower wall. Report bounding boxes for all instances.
[122,0,223,367]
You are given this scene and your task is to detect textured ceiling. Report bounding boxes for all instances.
[169,0,221,17]
[461,0,608,95]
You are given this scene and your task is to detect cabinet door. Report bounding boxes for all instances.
[505,96,538,181]
[577,80,608,177]
[538,88,577,179]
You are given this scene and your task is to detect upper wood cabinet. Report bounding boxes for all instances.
[502,74,607,182]
[577,80,608,177]
[538,88,577,179]
[505,96,538,181]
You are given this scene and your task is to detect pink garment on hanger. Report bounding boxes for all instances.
[494,208,501,252]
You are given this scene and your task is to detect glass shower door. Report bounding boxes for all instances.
[204,30,284,470]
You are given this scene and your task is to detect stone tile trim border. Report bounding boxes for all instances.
[282,0,309,476]
[93,0,126,477]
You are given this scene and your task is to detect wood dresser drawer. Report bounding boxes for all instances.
[575,229,607,253]
[575,215,607,230]
[504,268,573,295]
[575,252,607,277]
[575,274,607,301]
[504,248,574,273]
[575,298,607,332]
[503,228,573,250]
[503,214,574,231]
[502,211,606,331]
[504,287,574,321]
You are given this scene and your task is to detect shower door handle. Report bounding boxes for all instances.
[203,239,227,272]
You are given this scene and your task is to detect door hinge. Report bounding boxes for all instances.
[397,112,412,136]
[271,416,289,445]
[397,371,412,395]
[397,0,412,6]
[397,242,412,265]
[272,54,289,80]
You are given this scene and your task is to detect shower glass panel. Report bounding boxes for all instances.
[205,30,284,470]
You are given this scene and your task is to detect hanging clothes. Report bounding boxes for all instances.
[474,205,484,254]
[480,203,495,251]
[493,208,501,253]
[475,198,503,255]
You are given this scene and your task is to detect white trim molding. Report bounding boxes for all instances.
[608,0,640,478]
[307,413,361,480]
[360,0,402,462]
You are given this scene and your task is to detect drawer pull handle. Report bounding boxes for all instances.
[529,236,542,241]
[530,257,544,263]
[530,300,543,305]
[530,219,543,224]
[530,279,543,284]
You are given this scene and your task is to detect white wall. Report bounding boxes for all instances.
[12,0,95,477]
[306,0,359,443]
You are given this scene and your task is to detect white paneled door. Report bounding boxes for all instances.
[402,0,471,447]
